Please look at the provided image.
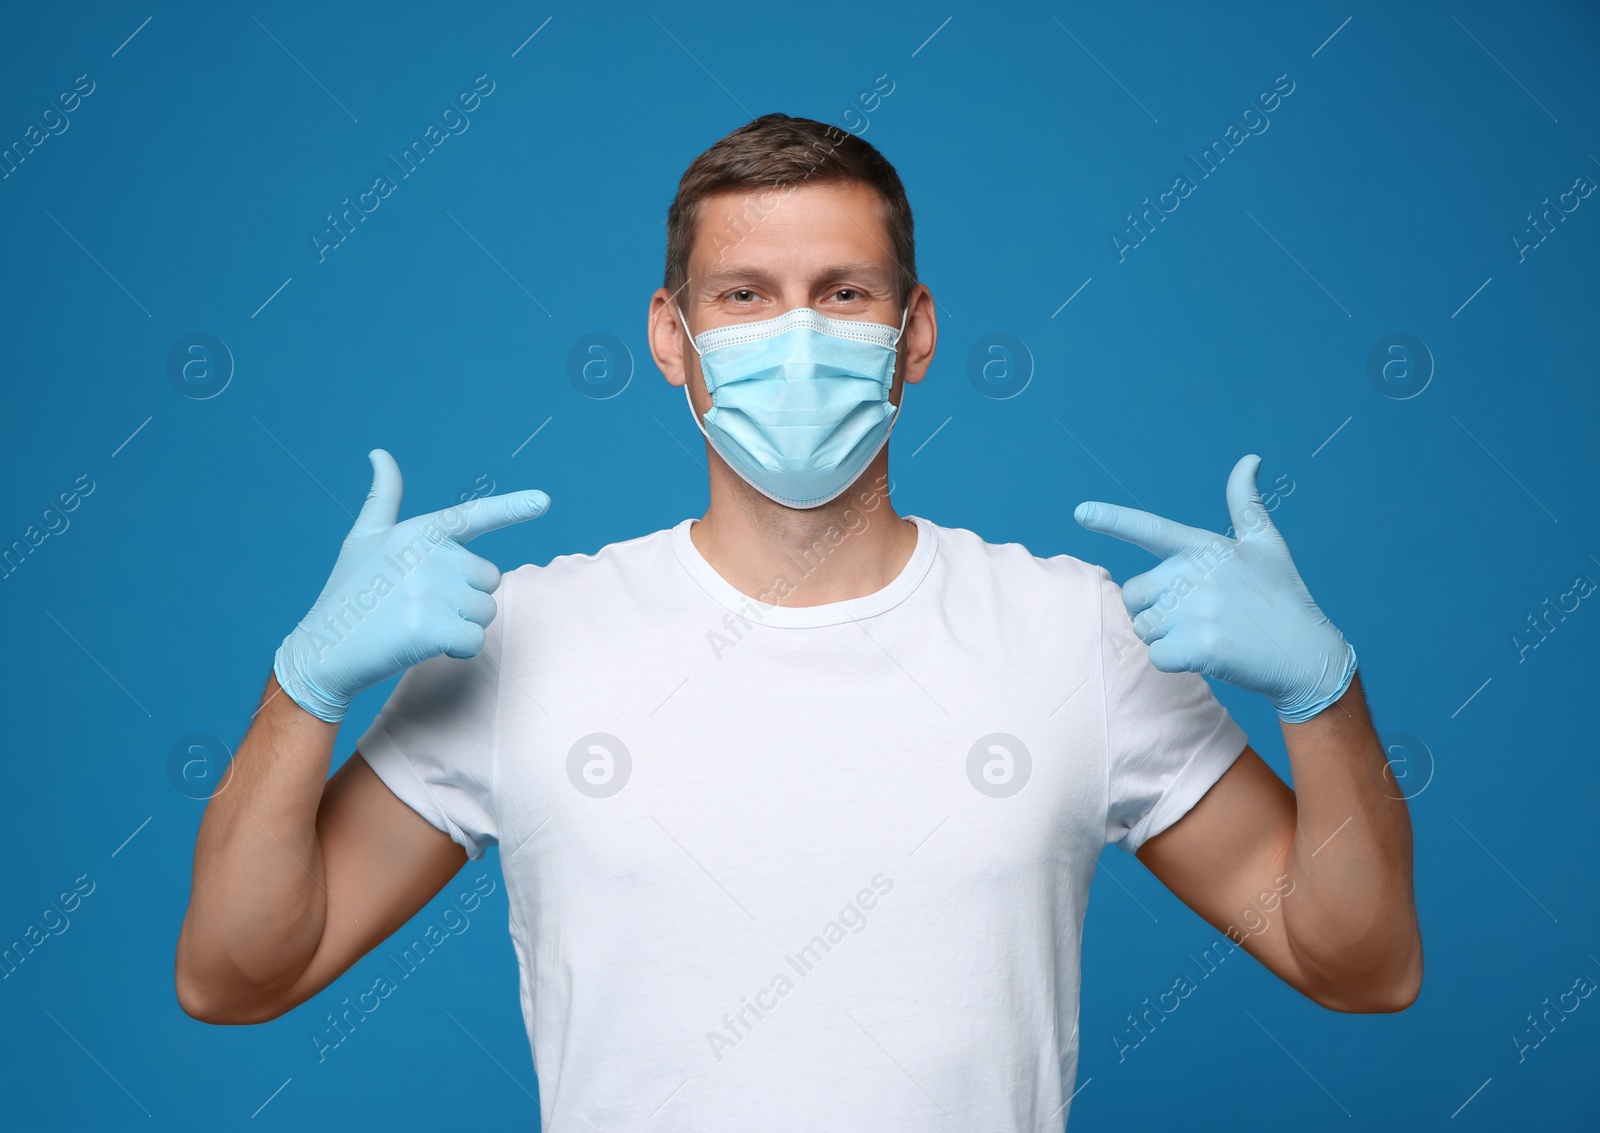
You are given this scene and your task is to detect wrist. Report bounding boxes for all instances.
[1274,639,1358,724]
[273,631,349,724]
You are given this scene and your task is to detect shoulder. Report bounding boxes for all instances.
[501,523,680,602]
[914,516,1111,636]
[917,515,1107,591]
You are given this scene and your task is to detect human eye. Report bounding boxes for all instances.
[823,287,879,316]
[726,288,760,305]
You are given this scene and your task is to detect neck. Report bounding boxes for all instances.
[689,451,916,607]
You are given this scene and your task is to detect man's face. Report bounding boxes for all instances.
[650,180,933,417]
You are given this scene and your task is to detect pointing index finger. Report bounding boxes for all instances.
[426,489,552,544]
[1073,501,1214,559]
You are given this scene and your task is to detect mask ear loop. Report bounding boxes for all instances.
[674,304,703,358]
[883,303,911,394]
[675,304,714,441]
[881,303,911,424]
[861,302,910,484]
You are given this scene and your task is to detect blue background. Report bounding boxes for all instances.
[3,0,1597,1128]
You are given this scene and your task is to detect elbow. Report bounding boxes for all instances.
[1382,944,1425,1012]
[1310,933,1424,1014]
[175,969,292,1026]
[174,937,293,1026]
[176,981,224,1026]
[1385,974,1422,1013]
[175,926,233,1025]
[175,963,243,1026]
[1318,974,1420,1014]
[175,965,229,1025]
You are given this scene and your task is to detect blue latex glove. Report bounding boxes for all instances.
[273,449,551,723]
[1073,453,1356,724]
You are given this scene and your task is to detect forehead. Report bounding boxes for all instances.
[688,180,894,283]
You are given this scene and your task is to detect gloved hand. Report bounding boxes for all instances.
[273,449,551,723]
[1073,453,1356,724]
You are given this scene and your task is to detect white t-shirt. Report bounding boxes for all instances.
[357,514,1248,1131]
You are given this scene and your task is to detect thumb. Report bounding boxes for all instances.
[1225,453,1278,542]
[350,449,404,536]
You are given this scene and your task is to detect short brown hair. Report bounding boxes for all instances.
[663,113,917,309]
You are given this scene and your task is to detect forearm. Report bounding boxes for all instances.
[176,673,337,1017]
[1276,670,1422,1010]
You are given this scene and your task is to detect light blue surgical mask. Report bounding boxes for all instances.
[675,303,910,509]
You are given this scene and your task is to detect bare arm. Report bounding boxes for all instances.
[1136,672,1422,1012]
[174,673,466,1024]
[174,452,548,1023]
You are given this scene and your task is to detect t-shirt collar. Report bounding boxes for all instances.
[670,513,937,628]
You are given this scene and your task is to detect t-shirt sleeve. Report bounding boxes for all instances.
[352,578,506,862]
[1096,565,1249,854]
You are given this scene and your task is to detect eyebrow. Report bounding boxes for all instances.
[697,261,892,288]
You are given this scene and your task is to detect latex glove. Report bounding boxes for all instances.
[1073,453,1356,724]
[273,449,551,723]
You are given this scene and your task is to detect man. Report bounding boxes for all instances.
[176,113,1421,1129]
